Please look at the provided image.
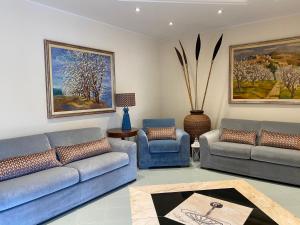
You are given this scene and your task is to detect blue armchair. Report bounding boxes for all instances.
[137,118,190,169]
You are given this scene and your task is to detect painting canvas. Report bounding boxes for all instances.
[229,36,300,104]
[44,40,115,118]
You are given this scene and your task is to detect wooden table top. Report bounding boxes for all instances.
[107,128,138,138]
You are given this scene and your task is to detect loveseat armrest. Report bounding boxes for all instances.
[137,129,149,148]
[200,129,220,152]
[176,129,189,146]
[108,138,137,164]
[176,129,190,163]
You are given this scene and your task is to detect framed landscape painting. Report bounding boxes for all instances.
[44,40,116,118]
[229,36,300,104]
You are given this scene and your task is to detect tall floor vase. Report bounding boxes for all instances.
[184,110,211,146]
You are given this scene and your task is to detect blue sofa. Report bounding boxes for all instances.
[0,128,137,225]
[137,118,190,168]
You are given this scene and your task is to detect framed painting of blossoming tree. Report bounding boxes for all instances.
[229,36,300,104]
[44,40,115,118]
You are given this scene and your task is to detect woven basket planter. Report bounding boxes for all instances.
[184,110,211,144]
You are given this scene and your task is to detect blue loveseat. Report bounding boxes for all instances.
[137,118,190,168]
[0,128,137,225]
[200,118,300,186]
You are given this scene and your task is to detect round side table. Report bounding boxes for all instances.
[107,128,138,140]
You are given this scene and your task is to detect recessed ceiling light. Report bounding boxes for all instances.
[135,7,140,12]
[218,9,223,14]
[169,22,174,26]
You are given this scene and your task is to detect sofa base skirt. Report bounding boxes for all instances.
[200,153,300,186]
[0,164,136,225]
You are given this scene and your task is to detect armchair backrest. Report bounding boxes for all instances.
[143,118,175,131]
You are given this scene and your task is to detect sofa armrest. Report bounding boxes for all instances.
[200,129,220,153]
[108,138,137,164]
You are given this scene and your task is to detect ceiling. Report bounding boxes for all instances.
[31,0,300,39]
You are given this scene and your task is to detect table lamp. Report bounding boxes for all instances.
[115,93,136,130]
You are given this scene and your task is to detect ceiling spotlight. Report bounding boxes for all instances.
[218,9,223,14]
[169,22,174,26]
[135,7,140,12]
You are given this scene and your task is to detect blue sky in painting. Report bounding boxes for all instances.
[51,47,113,107]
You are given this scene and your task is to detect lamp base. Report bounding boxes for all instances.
[122,107,132,130]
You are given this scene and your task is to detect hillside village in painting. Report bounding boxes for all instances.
[232,39,300,101]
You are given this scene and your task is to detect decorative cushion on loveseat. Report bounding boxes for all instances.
[147,127,176,140]
[0,149,61,182]
[260,130,300,150]
[220,128,257,145]
[56,138,112,165]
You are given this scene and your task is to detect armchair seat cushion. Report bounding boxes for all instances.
[0,167,79,211]
[65,152,129,182]
[149,140,179,153]
[210,142,252,159]
[251,146,300,168]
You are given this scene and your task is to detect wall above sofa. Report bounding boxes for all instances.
[0,1,161,139]
[159,14,300,128]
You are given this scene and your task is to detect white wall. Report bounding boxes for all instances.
[0,0,161,139]
[159,14,300,128]
[2,1,300,140]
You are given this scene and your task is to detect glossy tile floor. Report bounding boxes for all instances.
[45,162,300,225]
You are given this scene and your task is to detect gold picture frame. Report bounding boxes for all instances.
[44,40,116,118]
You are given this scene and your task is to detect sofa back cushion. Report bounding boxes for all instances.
[260,121,300,135]
[0,149,61,181]
[143,118,175,131]
[221,118,261,132]
[147,127,177,141]
[56,138,112,165]
[0,134,51,161]
[260,130,300,150]
[45,127,102,148]
[220,128,257,145]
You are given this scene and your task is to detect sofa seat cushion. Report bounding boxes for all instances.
[210,142,252,159]
[0,167,79,211]
[251,146,300,168]
[149,140,179,153]
[65,152,129,182]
